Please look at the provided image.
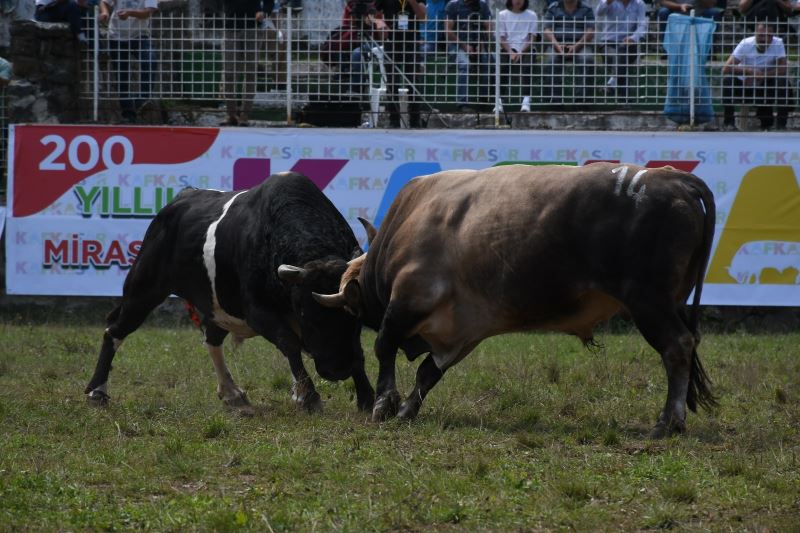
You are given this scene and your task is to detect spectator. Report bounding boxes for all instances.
[542,0,595,105]
[220,0,270,126]
[99,0,157,124]
[656,0,722,46]
[497,0,538,112]
[445,0,493,112]
[320,0,386,94]
[35,0,88,42]
[375,0,427,127]
[595,0,646,102]
[738,0,793,22]
[721,21,794,130]
[422,0,446,56]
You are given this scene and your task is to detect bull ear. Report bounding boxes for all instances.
[358,217,378,245]
[277,264,308,285]
[342,279,361,311]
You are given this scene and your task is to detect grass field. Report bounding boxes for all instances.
[0,317,798,531]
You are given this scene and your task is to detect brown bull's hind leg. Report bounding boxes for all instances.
[630,302,696,438]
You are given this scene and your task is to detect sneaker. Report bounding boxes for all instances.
[520,96,531,113]
[721,122,738,132]
[492,100,504,113]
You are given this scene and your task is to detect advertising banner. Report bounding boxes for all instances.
[5,124,800,304]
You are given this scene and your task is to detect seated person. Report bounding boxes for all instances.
[656,0,722,45]
[595,0,647,101]
[497,0,539,112]
[445,0,493,112]
[322,0,387,94]
[542,0,595,104]
[721,22,794,130]
[35,0,88,42]
[738,0,793,22]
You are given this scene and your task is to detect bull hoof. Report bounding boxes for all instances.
[397,401,420,421]
[371,391,401,422]
[222,390,251,408]
[86,389,110,407]
[357,390,375,413]
[647,420,686,439]
[298,391,323,413]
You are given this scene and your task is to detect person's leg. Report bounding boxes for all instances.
[222,28,239,124]
[238,27,259,124]
[450,45,470,106]
[113,40,136,122]
[574,49,594,102]
[721,76,740,127]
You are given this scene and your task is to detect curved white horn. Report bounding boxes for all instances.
[312,291,347,308]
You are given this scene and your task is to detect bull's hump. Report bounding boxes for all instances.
[202,190,249,325]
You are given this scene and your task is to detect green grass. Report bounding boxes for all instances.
[0,320,798,531]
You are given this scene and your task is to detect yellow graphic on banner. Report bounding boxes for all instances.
[708,166,800,285]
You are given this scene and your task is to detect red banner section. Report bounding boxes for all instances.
[13,125,219,217]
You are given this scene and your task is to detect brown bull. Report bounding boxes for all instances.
[313,162,717,437]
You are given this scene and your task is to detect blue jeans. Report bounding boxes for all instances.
[422,0,446,53]
[108,37,154,120]
[449,44,490,104]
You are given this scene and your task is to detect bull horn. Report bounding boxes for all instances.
[277,264,307,284]
[358,217,378,245]
[312,291,346,308]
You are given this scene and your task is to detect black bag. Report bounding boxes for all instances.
[297,94,363,127]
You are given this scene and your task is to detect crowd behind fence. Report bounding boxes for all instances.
[69,8,800,128]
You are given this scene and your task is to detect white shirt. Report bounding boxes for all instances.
[105,0,158,40]
[732,35,786,81]
[497,9,539,52]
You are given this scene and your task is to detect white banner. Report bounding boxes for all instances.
[5,125,800,304]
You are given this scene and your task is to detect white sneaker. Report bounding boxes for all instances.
[520,96,531,112]
[493,99,504,113]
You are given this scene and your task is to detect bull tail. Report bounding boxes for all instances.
[685,174,718,413]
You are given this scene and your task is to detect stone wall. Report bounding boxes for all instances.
[7,20,84,124]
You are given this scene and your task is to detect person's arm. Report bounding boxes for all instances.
[628,3,647,42]
[409,0,426,20]
[117,2,156,20]
[571,12,594,52]
[596,0,612,17]
[498,14,513,53]
[660,0,691,13]
[445,17,472,52]
[99,0,111,24]
[764,55,788,77]
[737,0,753,14]
[722,53,757,77]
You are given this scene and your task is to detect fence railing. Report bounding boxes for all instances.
[78,10,799,127]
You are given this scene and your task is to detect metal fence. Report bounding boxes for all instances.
[79,9,799,128]
[1,85,7,195]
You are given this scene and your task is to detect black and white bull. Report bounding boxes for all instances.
[85,172,375,413]
[312,163,717,437]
